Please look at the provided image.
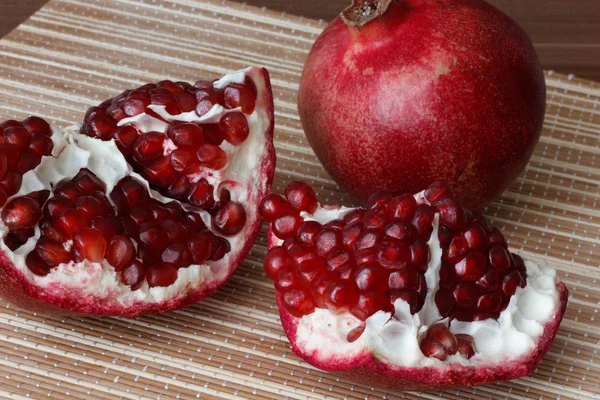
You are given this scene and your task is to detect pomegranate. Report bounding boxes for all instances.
[298,0,546,208]
[0,67,276,317]
[260,182,567,389]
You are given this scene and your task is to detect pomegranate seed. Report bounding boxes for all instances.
[420,339,448,361]
[73,169,105,194]
[209,236,230,261]
[342,222,362,248]
[75,195,104,219]
[476,292,502,312]
[175,92,196,112]
[183,212,206,232]
[26,252,51,275]
[355,264,387,291]
[167,123,204,148]
[0,154,7,180]
[122,97,148,117]
[366,192,392,209]
[489,245,511,273]
[477,269,500,292]
[326,248,352,272]
[488,227,507,248]
[384,221,415,243]
[188,179,215,209]
[158,80,184,94]
[353,229,380,252]
[314,228,342,257]
[113,126,138,154]
[166,175,191,200]
[53,182,80,203]
[0,144,19,167]
[435,289,455,317]
[452,283,479,307]
[170,149,200,173]
[90,115,117,140]
[287,240,318,265]
[424,181,452,204]
[263,246,294,281]
[281,289,316,318]
[436,199,468,230]
[454,253,487,282]
[133,132,165,163]
[187,231,215,264]
[455,334,476,358]
[0,171,22,196]
[4,127,31,150]
[412,204,435,239]
[139,225,169,251]
[425,323,457,353]
[388,269,420,290]
[297,258,327,283]
[73,228,107,262]
[445,236,469,263]
[284,181,318,213]
[324,281,358,311]
[161,243,191,267]
[409,240,429,270]
[55,209,88,238]
[160,219,188,243]
[35,238,73,267]
[202,124,224,145]
[463,223,487,252]
[362,207,388,230]
[15,151,41,174]
[4,228,34,250]
[351,293,386,321]
[212,201,246,236]
[1,197,42,230]
[354,247,378,266]
[195,87,220,117]
[22,116,52,136]
[275,268,299,291]
[113,178,149,210]
[28,133,54,157]
[223,80,257,114]
[511,253,526,273]
[502,271,522,298]
[106,235,135,271]
[343,209,364,225]
[91,216,120,242]
[346,324,366,343]
[151,90,180,115]
[196,143,227,169]
[121,260,144,290]
[296,221,322,245]
[377,240,410,269]
[0,188,6,207]
[388,194,417,221]
[219,112,249,145]
[437,226,453,248]
[272,214,303,240]
[145,157,178,186]
[40,220,67,242]
[258,194,296,222]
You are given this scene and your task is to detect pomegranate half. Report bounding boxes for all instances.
[260,182,567,389]
[0,67,275,317]
[298,0,546,208]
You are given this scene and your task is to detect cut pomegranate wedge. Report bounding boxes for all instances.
[260,182,568,390]
[0,67,275,317]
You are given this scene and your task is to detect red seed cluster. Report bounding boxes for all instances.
[260,181,528,325]
[260,182,431,319]
[1,168,231,289]
[419,323,475,360]
[0,117,54,207]
[80,78,256,206]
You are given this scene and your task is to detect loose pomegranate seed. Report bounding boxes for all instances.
[26,252,51,275]
[121,260,144,290]
[196,143,227,169]
[167,123,204,148]
[455,334,476,358]
[296,221,322,245]
[113,126,138,155]
[73,169,106,194]
[346,324,366,343]
[1,197,42,230]
[55,209,88,238]
[35,238,73,267]
[272,214,303,240]
[412,204,435,239]
[223,80,257,114]
[281,289,316,318]
[188,179,215,209]
[73,228,107,263]
[284,181,318,213]
[133,132,165,163]
[0,171,22,196]
[388,194,417,221]
[219,112,249,145]
[212,201,246,236]
[258,194,297,222]
[22,116,52,136]
[106,235,135,271]
[454,253,487,282]
[161,243,192,267]
[170,149,200,173]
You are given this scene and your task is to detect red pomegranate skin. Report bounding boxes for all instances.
[298,0,546,209]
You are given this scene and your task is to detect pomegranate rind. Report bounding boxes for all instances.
[0,68,275,318]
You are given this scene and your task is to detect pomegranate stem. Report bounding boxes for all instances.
[341,0,393,28]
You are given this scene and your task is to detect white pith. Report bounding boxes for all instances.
[285,198,561,367]
[0,67,270,306]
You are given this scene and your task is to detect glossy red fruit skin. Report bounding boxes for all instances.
[0,68,276,318]
[298,0,545,209]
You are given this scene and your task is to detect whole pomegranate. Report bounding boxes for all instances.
[0,67,275,317]
[259,182,567,389]
[298,0,546,208]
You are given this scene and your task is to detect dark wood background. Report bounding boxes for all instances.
[0,0,599,80]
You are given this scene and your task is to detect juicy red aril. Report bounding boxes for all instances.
[53,182,80,203]
[388,193,417,221]
[346,324,366,342]
[195,87,220,117]
[436,198,468,230]
[121,260,144,289]
[75,196,104,219]
[209,236,230,261]
[420,340,447,361]
[133,132,165,163]
[445,235,469,263]
[342,222,362,248]
[476,292,502,312]
[29,133,54,157]
[0,144,19,167]
[412,204,435,239]
[166,175,191,200]
[4,127,31,150]
[389,269,421,291]
[139,225,168,251]
[362,207,388,230]
[107,235,135,271]
[452,283,478,307]
[175,92,196,112]
[196,143,227,169]
[170,149,199,173]
[355,264,387,291]
[377,240,410,269]
[188,179,215,209]
[324,281,358,311]
[284,181,318,213]
[385,221,415,242]
[0,171,22,196]
[258,194,296,222]
[161,243,191,267]
[212,201,246,236]
[425,323,457,354]
[73,228,107,262]
[353,229,380,251]
[463,223,487,252]
[220,112,249,145]
[326,248,351,272]
[281,289,316,318]
[297,258,327,283]
[202,124,224,145]
[410,240,429,270]
[263,246,294,281]
[167,123,204,148]
[55,209,88,238]
[454,253,487,282]
[314,228,342,256]
[73,169,106,194]
[15,151,41,174]
[161,219,189,242]
[1,196,42,230]
[187,231,216,264]
[272,214,303,240]
[424,181,451,204]
[26,252,51,276]
[35,238,73,267]
[113,126,138,154]
[22,116,52,136]
[366,192,392,209]
[489,245,511,273]
[455,334,476,358]
[351,293,387,321]
[223,80,257,114]
[296,221,322,245]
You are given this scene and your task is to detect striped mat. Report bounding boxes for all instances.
[0,0,598,399]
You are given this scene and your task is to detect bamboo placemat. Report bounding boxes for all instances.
[0,0,598,399]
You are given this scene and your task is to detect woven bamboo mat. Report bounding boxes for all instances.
[0,0,598,399]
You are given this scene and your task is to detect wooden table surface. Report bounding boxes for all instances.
[0,0,599,80]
